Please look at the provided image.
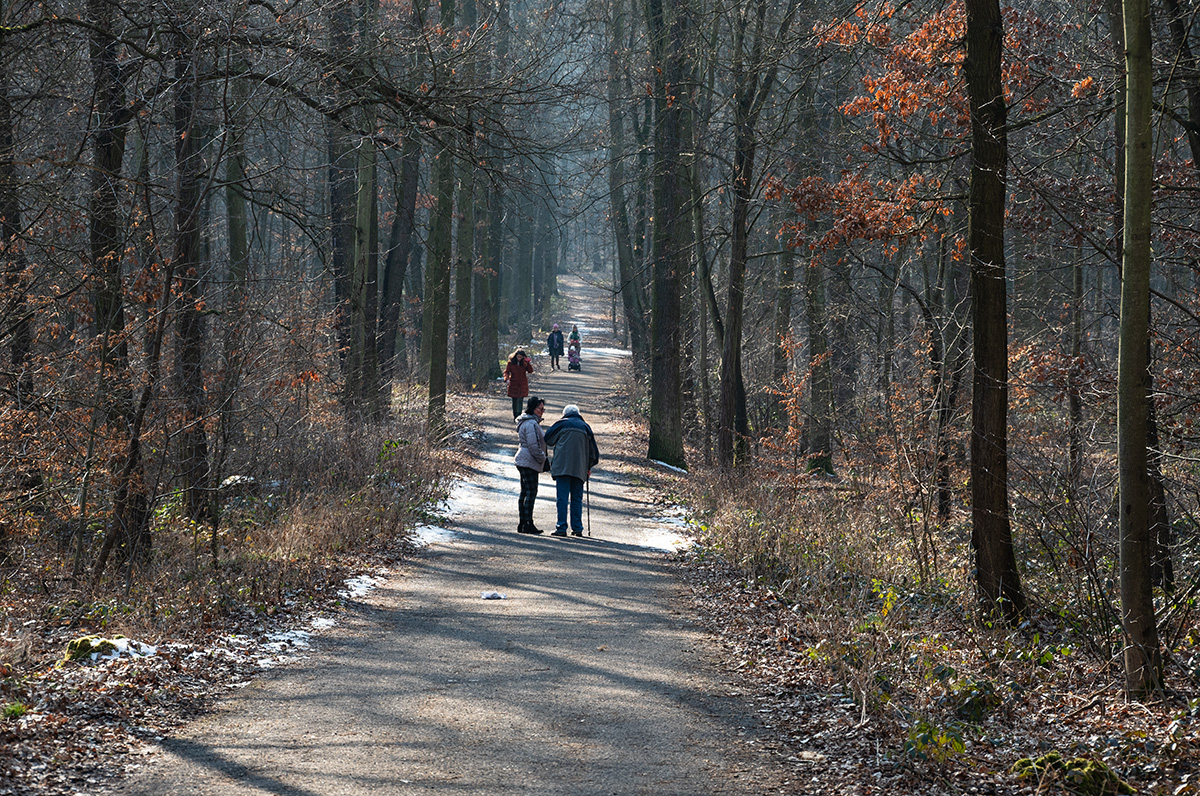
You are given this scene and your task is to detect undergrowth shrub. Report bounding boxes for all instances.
[0,381,451,652]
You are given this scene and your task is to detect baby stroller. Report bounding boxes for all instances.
[567,342,581,371]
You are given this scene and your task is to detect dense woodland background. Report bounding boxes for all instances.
[2,0,1200,788]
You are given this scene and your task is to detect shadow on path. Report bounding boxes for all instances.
[116,274,789,796]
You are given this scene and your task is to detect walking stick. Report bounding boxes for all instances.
[586,476,591,536]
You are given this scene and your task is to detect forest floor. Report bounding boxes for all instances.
[3,272,1198,795]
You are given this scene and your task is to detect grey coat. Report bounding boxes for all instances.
[544,410,600,481]
[514,413,548,471]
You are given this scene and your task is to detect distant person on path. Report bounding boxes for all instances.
[513,396,548,535]
[504,350,533,419]
[547,324,565,370]
[568,324,581,349]
[544,404,600,537]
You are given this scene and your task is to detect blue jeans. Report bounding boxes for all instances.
[555,476,584,533]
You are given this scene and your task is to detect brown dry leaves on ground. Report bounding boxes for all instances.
[669,546,1200,796]
[600,362,1199,796]
[0,539,424,795]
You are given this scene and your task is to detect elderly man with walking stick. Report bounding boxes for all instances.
[544,404,600,538]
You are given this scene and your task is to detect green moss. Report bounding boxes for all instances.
[61,635,121,664]
[1012,751,1134,795]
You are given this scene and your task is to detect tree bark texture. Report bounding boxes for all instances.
[424,143,455,434]
[88,0,151,571]
[1118,0,1164,696]
[607,0,650,368]
[379,136,421,389]
[173,37,210,524]
[965,0,1026,621]
[644,0,686,469]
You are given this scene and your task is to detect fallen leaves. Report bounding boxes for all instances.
[672,551,1200,795]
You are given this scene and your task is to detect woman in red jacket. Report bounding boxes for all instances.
[503,349,533,419]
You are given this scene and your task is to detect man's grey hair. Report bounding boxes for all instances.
[562,404,581,417]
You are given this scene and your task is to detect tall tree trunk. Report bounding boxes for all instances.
[472,173,500,386]
[770,210,796,429]
[1162,0,1200,164]
[452,0,479,386]
[352,128,380,417]
[644,0,686,469]
[532,196,547,329]
[474,0,505,384]
[424,139,454,433]
[379,135,421,390]
[607,0,650,367]
[1105,0,1126,352]
[88,0,152,573]
[220,57,250,455]
[420,0,458,434]
[453,141,476,386]
[0,15,29,409]
[806,253,833,474]
[1118,0,1164,696]
[513,187,534,340]
[327,0,358,412]
[173,35,209,525]
[715,0,798,469]
[965,0,1026,620]
[480,170,505,378]
[0,2,32,568]
[378,0,424,393]
[1068,242,1084,491]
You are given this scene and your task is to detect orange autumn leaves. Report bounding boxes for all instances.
[782,0,1099,255]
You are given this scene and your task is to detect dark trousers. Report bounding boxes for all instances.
[511,396,523,418]
[517,466,540,530]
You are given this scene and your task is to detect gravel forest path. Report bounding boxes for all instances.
[117,274,792,796]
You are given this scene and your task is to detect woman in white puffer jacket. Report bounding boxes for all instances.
[514,396,548,534]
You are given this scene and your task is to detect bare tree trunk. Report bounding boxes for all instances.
[770,209,796,430]
[379,135,420,390]
[607,0,650,367]
[88,0,152,573]
[453,135,476,385]
[479,170,504,378]
[1119,0,1164,696]
[644,0,686,469]
[424,139,454,433]
[173,34,209,525]
[1068,241,1084,491]
[715,0,798,469]
[473,0,504,384]
[453,0,479,386]
[806,251,833,474]
[965,0,1025,621]
[0,19,29,409]
[327,2,358,410]
[352,128,380,416]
